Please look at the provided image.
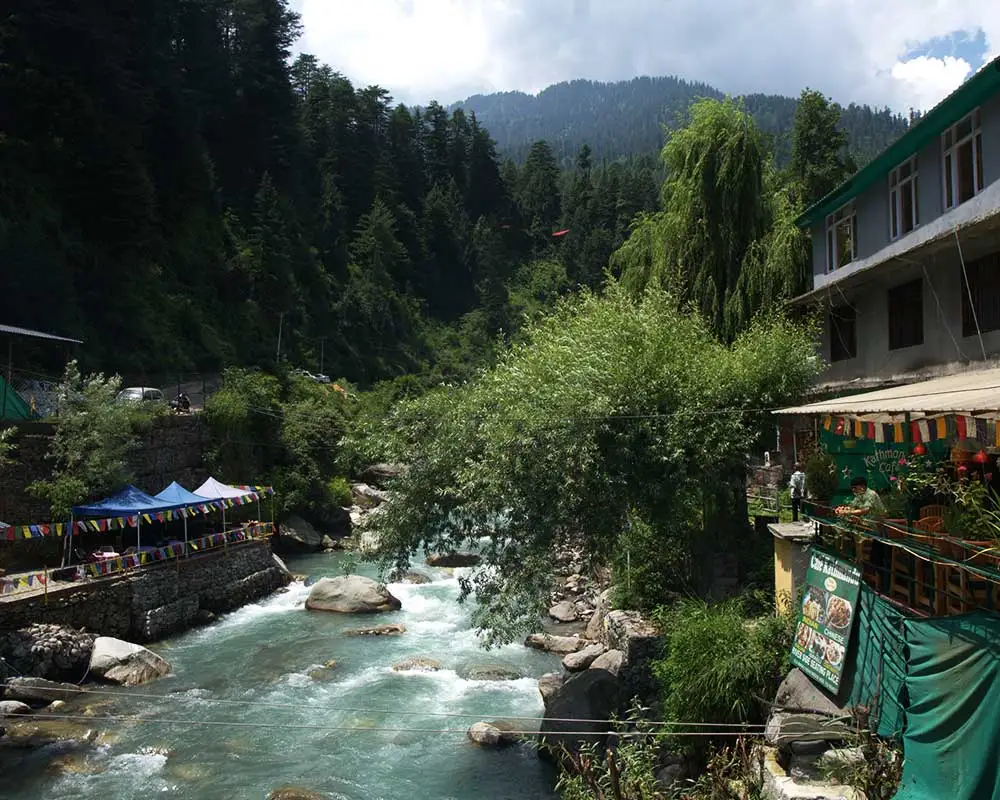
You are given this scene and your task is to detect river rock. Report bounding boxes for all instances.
[425,552,481,568]
[538,672,565,704]
[0,700,32,716]
[585,588,612,641]
[89,637,172,686]
[351,483,388,507]
[466,721,518,748]
[360,463,407,488]
[524,633,588,655]
[460,664,523,681]
[605,610,664,706]
[400,570,432,585]
[393,657,441,672]
[278,515,326,552]
[562,643,606,672]
[267,788,329,800]
[548,601,578,623]
[538,669,623,765]
[589,649,624,676]
[307,660,339,681]
[3,677,84,706]
[342,624,406,637]
[0,623,96,681]
[305,575,402,614]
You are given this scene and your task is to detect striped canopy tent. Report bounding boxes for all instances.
[72,485,195,566]
[155,481,215,553]
[194,477,259,530]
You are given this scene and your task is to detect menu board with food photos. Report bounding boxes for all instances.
[790,550,861,693]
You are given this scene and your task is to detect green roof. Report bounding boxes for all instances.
[797,56,1000,229]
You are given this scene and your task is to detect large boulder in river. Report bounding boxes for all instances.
[3,677,84,706]
[0,700,32,716]
[585,588,612,641]
[459,663,523,681]
[538,669,623,765]
[360,463,407,488]
[393,657,441,672]
[89,637,172,686]
[589,649,624,676]
[268,788,329,800]
[467,721,518,748]
[305,575,402,614]
[524,633,588,655]
[342,624,406,637]
[425,552,481,568]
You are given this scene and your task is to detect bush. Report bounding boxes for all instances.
[328,477,353,508]
[804,450,837,502]
[653,599,794,749]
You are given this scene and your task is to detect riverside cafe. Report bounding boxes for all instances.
[68,479,274,577]
[774,367,1000,800]
[0,479,272,592]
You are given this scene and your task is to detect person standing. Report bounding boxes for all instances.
[789,462,806,522]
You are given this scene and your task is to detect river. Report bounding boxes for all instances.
[1,551,561,799]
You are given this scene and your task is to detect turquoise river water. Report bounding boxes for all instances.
[0,551,560,799]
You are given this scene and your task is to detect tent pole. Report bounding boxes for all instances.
[183,514,189,558]
[65,515,74,569]
[136,515,141,571]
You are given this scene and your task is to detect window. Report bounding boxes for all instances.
[961,251,1000,337]
[943,109,984,210]
[829,305,857,362]
[887,279,923,350]
[889,156,918,240]
[825,202,857,272]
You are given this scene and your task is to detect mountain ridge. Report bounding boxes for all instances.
[452,74,910,166]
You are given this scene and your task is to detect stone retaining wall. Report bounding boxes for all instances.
[0,541,286,643]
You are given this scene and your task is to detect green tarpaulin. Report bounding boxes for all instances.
[811,552,1000,799]
[0,374,30,420]
[895,612,1000,799]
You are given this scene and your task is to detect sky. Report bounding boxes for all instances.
[294,1,999,113]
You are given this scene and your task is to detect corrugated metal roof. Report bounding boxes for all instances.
[796,56,1000,229]
[775,365,1000,416]
[0,323,83,344]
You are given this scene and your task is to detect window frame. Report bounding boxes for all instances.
[942,108,984,211]
[825,201,857,273]
[960,252,1000,338]
[829,304,857,362]
[888,155,919,241]
[887,278,924,351]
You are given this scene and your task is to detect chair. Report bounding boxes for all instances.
[920,504,946,520]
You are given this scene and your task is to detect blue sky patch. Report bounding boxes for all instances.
[905,29,988,65]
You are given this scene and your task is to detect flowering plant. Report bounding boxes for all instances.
[898,454,1000,540]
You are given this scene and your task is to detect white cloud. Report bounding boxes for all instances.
[891,56,973,112]
[297,1,999,112]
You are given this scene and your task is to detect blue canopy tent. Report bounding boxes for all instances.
[154,482,214,554]
[71,485,194,566]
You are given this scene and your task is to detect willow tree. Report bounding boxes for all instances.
[613,98,807,341]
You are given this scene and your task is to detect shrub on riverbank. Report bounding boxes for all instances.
[349,282,819,644]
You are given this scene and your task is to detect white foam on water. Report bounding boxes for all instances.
[106,751,169,778]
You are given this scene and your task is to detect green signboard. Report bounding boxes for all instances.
[790,550,862,693]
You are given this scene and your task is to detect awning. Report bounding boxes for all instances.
[154,481,213,506]
[775,365,1000,418]
[73,485,194,516]
[194,477,256,500]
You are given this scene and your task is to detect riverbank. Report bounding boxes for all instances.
[0,550,561,799]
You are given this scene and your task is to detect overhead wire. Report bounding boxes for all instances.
[0,682,766,729]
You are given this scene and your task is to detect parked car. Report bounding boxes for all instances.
[291,369,330,384]
[116,387,165,403]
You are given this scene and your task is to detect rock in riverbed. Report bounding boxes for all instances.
[524,633,588,655]
[342,624,406,637]
[548,601,578,623]
[425,552,481,568]
[467,720,519,748]
[88,637,172,686]
[305,575,402,614]
[562,643,606,672]
[393,657,441,672]
[2,677,84,706]
[459,664,523,681]
[0,700,32,716]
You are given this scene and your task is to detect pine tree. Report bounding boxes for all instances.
[789,89,856,206]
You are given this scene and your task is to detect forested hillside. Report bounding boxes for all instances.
[0,0,657,385]
[455,76,911,166]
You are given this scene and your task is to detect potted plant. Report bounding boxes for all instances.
[804,450,838,514]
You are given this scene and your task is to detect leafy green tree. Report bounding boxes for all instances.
[0,427,17,476]
[789,89,856,206]
[348,284,819,643]
[29,361,158,520]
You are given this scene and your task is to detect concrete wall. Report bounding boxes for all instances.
[810,91,1000,283]
[0,541,286,643]
[817,245,1000,385]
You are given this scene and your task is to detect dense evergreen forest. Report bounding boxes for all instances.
[0,0,659,384]
[1,1,897,388]
[455,76,911,167]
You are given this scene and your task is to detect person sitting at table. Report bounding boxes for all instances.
[836,476,886,520]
